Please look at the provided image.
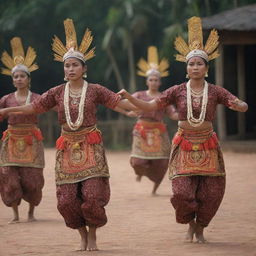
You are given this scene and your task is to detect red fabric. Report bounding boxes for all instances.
[1,130,8,141]
[171,176,225,227]
[0,92,40,125]
[56,177,110,229]
[134,122,167,139]
[32,129,43,141]
[31,83,121,127]
[55,131,102,150]
[0,166,44,207]
[56,136,66,150]
[156,83,237,122]
[86,131,102,144]
[132,90,173,121]
[172,132,218,151]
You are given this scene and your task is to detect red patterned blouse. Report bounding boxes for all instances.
[0,92,40,125]
[133,90,176,121]
[32,83,121,127]
[156,82,237,121]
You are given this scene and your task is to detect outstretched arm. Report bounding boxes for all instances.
[228,99,248,112]
[118,89,158,112]
[113,106,140,118]
[0,104,36,120]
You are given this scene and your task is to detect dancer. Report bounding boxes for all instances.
[0,19,135,251]
[118,17,248,243]
[0,37,45,223]
[117,46,177,195]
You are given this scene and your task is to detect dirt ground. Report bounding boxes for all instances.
[0,148,256,256]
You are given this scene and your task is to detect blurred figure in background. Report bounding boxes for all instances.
[116,46,178,195]
[0,37,45,223]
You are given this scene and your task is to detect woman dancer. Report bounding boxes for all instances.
[118,17,248,243]
[0,19,135,251]
[117,46,177,195]
[0,37,45,223]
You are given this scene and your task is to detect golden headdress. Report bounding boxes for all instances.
[52,18,95,63]
[137,46,169,78]
[174,16,220,62]
[1,37,38,76]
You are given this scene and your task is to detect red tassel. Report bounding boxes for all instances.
[172,134,182,145]
[87,131,102,144]
[181,138,192,151]
[32,129,43,141]
[56,136,66,150]
[1,130,8,141]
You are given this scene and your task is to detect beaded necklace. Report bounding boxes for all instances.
[15,90,32,105]
[186,80,208,127]
[64,81,88,131]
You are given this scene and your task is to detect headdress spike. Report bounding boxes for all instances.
[137,46,169,77]
[1,37,38,76]
[52,18,95,63]
[174,16,220,62]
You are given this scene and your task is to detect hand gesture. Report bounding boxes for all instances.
[117,89,131,100]
[126,110,141,118]
[228,99,241,111]
[0,108,7,122]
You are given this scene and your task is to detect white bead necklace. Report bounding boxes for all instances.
[64,81,88,131]
[186,80,208,127]
[15,90,32,105]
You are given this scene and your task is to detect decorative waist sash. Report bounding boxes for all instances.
[131,120,170,159]
[134,120,167,139]
[172,128,218,151]
[169,128,225,179]
[55,126,109,185]
[0,124,44,167]
[56,126,102,150]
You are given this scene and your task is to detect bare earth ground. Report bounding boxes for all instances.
[0,149,256,256]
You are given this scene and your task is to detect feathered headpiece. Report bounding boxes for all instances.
[52,18,95,63]
[174,16,220,62]
[1,37,38,76]
[137,46,169,78]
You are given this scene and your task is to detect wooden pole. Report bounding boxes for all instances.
[215,45,227,140]
[237,45,246,139]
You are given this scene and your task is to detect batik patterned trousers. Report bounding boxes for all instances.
[56,177,110,229]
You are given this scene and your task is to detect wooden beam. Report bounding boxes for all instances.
[215,45,227,140]
[237,45,246,139]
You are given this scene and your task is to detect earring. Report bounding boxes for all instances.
[186,74,189,79]
[205,72,208,78]
[64,76,68,81]
[83,73,87,79]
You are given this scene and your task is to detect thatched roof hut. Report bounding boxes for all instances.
[203,4,256,31]
[202,4,256,140]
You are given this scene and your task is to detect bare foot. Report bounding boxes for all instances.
[184,220,196,243]
[8,218,20,224]
[9,203,19,224]
[27,204,36,222]
[27,215,37,222]
[195,223,207,243]
[78,226,88,251]
[87,226,99,251]
[136,175,142,182]
[151,183,160,196]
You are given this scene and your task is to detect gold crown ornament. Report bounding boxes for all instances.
[52,18,95,63]
[137,46,169,78]
[1,37,38,76]
[174,16,220,62]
